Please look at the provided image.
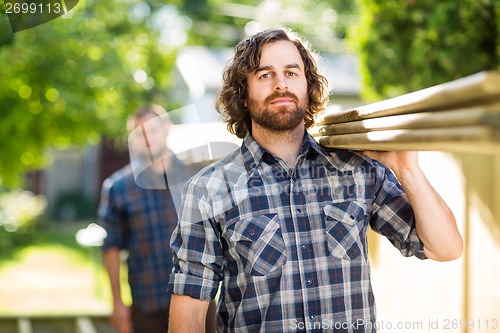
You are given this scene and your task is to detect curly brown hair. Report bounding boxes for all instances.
[216,28,330,138]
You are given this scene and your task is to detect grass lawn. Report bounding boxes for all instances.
[0,221,130,315]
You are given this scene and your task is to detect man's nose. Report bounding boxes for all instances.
[274,74,288,91]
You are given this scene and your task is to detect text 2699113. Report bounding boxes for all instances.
[5,2,63,14]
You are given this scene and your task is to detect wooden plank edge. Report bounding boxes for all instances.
[318,126,500,154]
[316,71,500,124]
[312,105,500,136]
[323,141,500,154]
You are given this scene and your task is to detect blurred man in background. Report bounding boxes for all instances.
[98,104,190,333]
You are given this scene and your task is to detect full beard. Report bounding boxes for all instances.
[248,92,308,132]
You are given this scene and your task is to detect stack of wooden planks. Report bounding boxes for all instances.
[311,71,500,154]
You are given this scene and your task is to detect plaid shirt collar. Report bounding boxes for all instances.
[241,130,344,172]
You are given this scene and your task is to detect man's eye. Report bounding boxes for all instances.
[260,73,272,79]
[286,71,297,76]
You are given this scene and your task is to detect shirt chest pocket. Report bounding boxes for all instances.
[324,201,367,261]
[228,214,286,276]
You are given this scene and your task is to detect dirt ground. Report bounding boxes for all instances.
[0,251,110,314]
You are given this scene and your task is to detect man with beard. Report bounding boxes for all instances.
[167,28,463,332]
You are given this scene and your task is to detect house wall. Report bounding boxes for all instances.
[40,140,129,221]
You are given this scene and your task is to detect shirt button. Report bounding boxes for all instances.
[301,244,307,250]
[306,278,312,285]
[296,208,301,213]
[350,215,355,220]
[249,230,255,236]
[310,315,315,320]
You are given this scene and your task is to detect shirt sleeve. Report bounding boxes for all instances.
[98,178,128,252]
[369,161,427,260]
[168,176,223,301]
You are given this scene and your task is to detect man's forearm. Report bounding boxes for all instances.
[394,166,463,261]
[102,248,124,303]
[169,294,209,333]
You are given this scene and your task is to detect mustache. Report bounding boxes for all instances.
[264,92,298,104]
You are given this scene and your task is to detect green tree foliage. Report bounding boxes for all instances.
[0,0,178,187]
[181,0,357,52]
[0,0,358,186]
[351,0,499,100]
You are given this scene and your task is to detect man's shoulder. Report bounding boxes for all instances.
[187,147,244,186]
[325,148,380,171]
[103,164,135,189]
[199,147,243,174]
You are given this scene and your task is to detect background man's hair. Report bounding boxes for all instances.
[127,104,169,132]
[216,27,330,138]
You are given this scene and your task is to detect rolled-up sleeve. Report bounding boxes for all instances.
[369,161,427,260]
[168,176,223,301]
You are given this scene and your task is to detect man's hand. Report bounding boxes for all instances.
[111,301,133,333]
[363,150,418,172]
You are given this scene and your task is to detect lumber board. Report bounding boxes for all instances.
[316,71,500,125]
[311,105,500,136]
[318,125,500,154]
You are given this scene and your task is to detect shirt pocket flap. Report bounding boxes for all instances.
[323,201,367,226]
[230,213,279,243]
[228,213,285,276]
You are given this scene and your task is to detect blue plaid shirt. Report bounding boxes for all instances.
[169,132,425,332]
[99,158,187,313]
